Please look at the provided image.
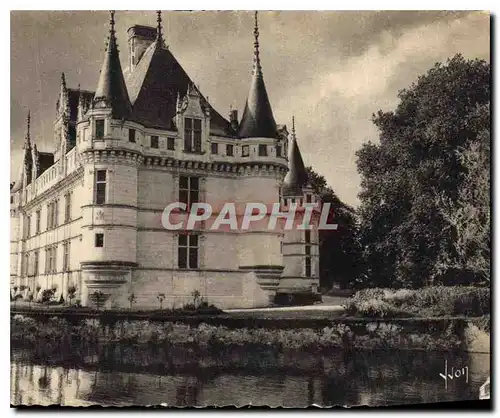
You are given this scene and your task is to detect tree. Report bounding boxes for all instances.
[356,54,490,288]
[306,167,363,290]
[437,103,490,282]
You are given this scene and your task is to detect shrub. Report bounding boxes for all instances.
[344,286,490,318]
[41,289,55,304]
[67,285,77,305]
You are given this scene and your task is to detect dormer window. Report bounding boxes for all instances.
[129,129,136,143]
[184,118,202,153]
[95,119,105,139]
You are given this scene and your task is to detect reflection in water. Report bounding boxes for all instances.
[11,347,489,407]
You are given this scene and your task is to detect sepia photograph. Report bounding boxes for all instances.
[9,9,491,408]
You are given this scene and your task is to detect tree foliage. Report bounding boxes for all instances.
[437,103,490,282]
[356,54,490,288]
[306,167,363,290]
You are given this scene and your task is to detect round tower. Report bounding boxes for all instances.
[277,118,321,303]
[236,12,288,298]
[77,11,140,307]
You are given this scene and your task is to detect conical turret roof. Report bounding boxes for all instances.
[282,118,309,197]
[238,12,278,139]
[11,112,32,193]
[93,11,132,119]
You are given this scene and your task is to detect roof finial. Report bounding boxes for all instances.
[110,11,115,36]
[253,11,262,76]
[25,111,31,147]
[156,10,164,44]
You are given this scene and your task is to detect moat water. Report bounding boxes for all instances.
[10,346,489,407]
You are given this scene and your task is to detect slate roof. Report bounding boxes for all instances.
[238,73,278,139]
[281,133,309,197]
[126,39,234,137]
[238,12,278,139]
[68,89,94,122]
[38,152,54,177]
[93,16,132,120]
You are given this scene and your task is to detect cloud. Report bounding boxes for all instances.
[10,11,489,207]
[273,11,489,206]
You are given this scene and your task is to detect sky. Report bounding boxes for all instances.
[10,10,490,207]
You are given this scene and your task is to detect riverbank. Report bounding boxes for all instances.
[11,313,490,353]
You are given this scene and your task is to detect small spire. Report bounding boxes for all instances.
[25,111,31,146]
[281,118,308,197]
[93,10,132,119]
[238,11,277,139]
[110,10,115,37]
[156,11,164,44]
[61,73,66,89]
[253,11,262,76]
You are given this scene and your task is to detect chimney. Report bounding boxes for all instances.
[127,25,157,72]
[229,109,238,131]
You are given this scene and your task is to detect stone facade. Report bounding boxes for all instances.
[10,12,321,309]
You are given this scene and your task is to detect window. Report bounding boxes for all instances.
[242,145,250,157]
[276,145,282,157]
[226,144,234,157]
[65,192,72,223]
[95,233,104,248]
[36,210,41,234]
[33,250,39,276]
[306,194,312,204]
[45,246,57,274]
[179,176,199,210]
[167,137,175,151]
[10,195,13,204]
[129,128,136,143]
[63,240,70,272]
[151,135,159,149]
[25,251,31,276]
[305,257,312,278]
[26,215,31,238]
[23,253,29,277]
[211,143,218,155]
[53,246,57,273]
[95,170,107,205]
[95,119,105,139]
[47,203,52,230]
[178,234,199,269]
[305,230,311,277]
[53,199,59,228]
[47,201,58,230]
[258,144,268,157]
[184,118,202,153]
